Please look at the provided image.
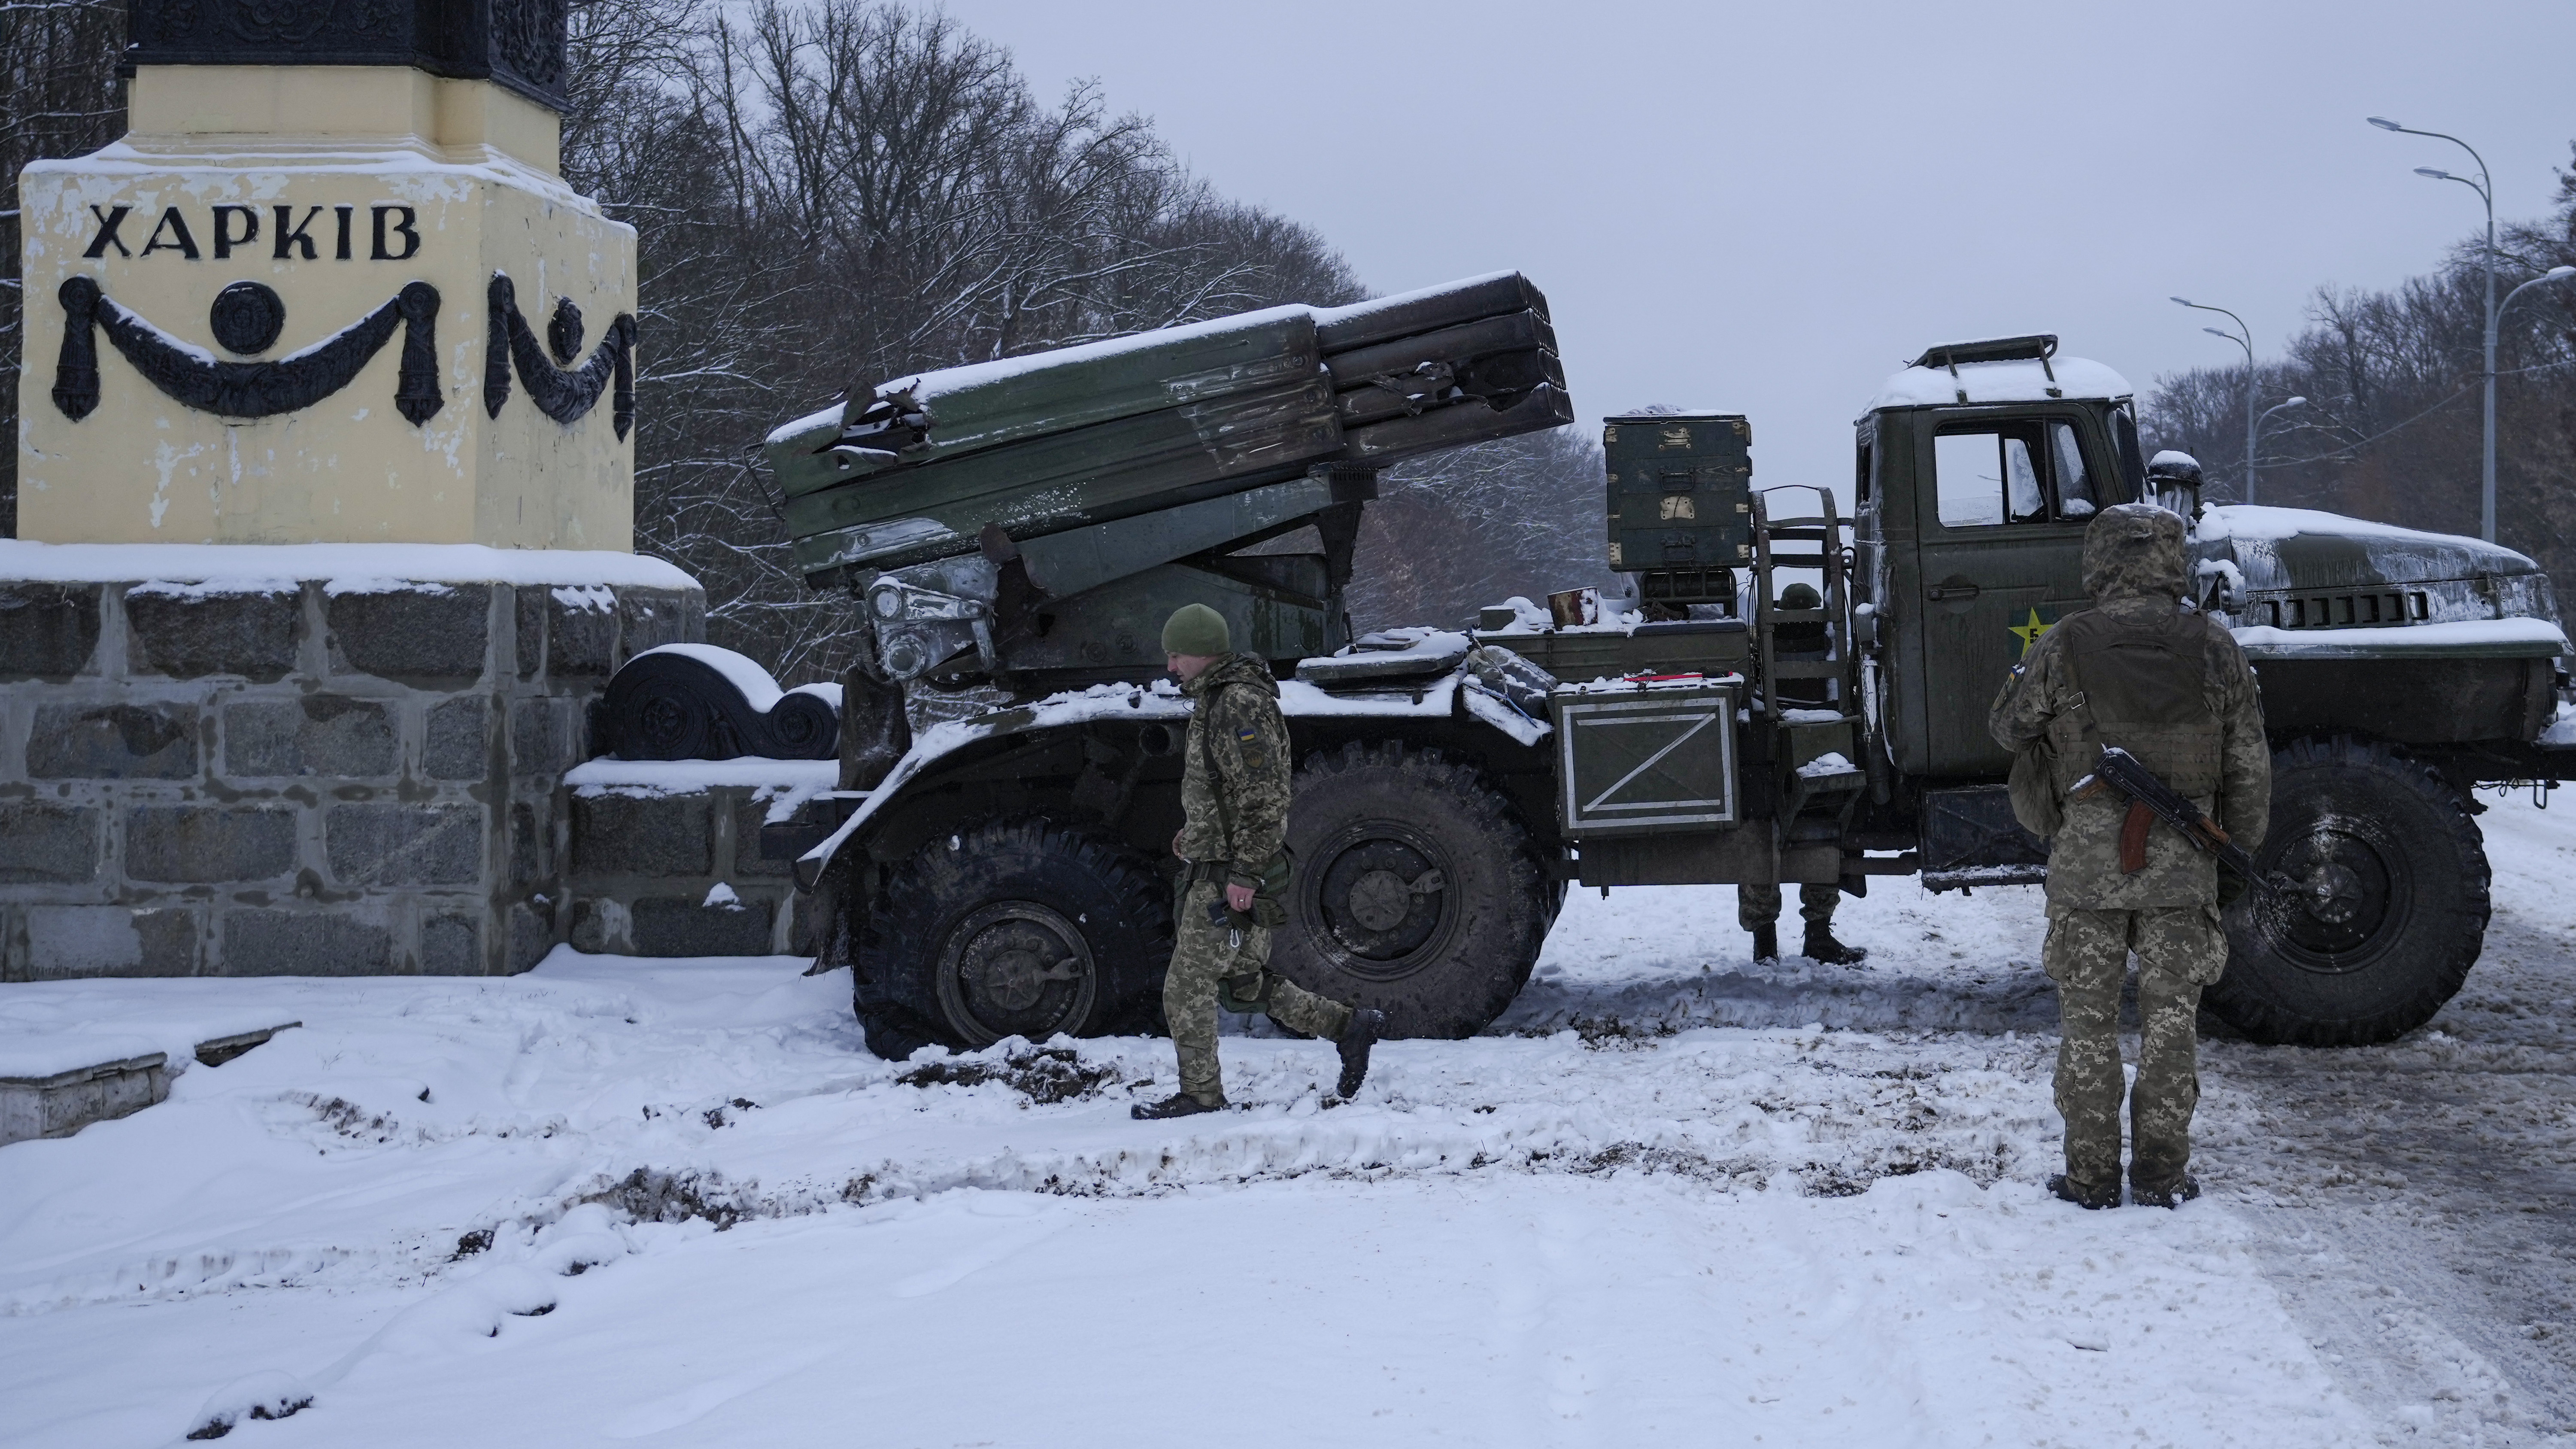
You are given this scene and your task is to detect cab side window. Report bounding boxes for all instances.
[2049,421,2096,518]
[1932,418,2099,529]
[1933,424,2046,527]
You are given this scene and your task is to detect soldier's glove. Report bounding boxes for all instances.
[2216,865,2251,909]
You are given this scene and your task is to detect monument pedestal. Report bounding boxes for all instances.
[4,7,704,980]
[16,62,635,548]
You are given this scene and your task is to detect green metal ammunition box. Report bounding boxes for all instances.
[1549,679,1739,835]
[1602,411,1754,576]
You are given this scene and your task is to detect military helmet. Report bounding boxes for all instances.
[2146,450,2203,489]
[1778,582,1822,611]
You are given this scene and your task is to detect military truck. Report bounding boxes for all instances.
[765,296,2572,1055]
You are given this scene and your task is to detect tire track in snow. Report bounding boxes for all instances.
[2203,901,2576,1444]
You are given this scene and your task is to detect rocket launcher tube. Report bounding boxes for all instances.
[768,309,1322,499]
[770,271,1572,589]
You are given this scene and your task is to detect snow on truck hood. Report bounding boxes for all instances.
[2193,505,2546,592]
[1864,355,2132,411]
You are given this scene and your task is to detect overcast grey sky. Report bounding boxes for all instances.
[938,0,2576,501]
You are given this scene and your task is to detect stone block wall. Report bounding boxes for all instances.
[560,780,833,958]
[0,575,704,979]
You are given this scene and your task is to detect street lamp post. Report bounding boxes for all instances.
[2171,297,2258,503]
[2492,266,2576,511]
[2368,117,2500,541]
[2251,396,2307,500]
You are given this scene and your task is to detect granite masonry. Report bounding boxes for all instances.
[0,567,707,979]
[558,766,841,960]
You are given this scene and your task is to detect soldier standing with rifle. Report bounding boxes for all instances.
[1987,504,2270,1208]
[1133,604,1385,1120]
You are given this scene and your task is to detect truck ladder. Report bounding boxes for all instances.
[1747,485,1861,729]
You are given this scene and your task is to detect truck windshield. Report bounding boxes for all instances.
[2110,401,2148,504]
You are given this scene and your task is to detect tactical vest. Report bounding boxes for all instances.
[2044,608,2224,799]
[1185,678,1293,908]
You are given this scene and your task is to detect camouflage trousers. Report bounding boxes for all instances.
[1165,877,1352,1107]
[2043,905,2228,1194]
[1738,882,1842,931]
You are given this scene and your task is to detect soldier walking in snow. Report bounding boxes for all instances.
[1987,503,2270,1208]
[1132,604,1385,1120]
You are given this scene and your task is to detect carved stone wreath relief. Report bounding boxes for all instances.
[48,268,636,440]
[51,275,444,425]
[483,272,637,440]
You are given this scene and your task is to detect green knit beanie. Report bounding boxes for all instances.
[1161,603,1230,656]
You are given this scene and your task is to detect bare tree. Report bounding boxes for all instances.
[2142,145,2576,593]
[1350,425,1616,631]
[0,0,125,537]
[8,0,1490,677]
[586,0,1366,682]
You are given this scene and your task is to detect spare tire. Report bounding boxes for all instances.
[2206,735,2490,1046]
[1270,742,1551,1039]
[854,816,1171,1056]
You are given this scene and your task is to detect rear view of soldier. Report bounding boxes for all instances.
[1987,503,2269,1208]
[1133,605,1385,1120]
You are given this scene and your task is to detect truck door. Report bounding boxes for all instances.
[1911,408,2110,775]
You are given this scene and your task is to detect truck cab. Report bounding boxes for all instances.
[1853,335,2147,782]
[1841,334,2570,1045]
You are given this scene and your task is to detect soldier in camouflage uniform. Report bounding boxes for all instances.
[1132,604,1384,1120]
[1740,587,1868,965]
[1987,503,2269,1209]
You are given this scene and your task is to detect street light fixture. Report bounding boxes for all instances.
[2251,396,2307,501]
[2486,268,2576,505]
[2368,116,2502,541]
[2172,296,2262,503]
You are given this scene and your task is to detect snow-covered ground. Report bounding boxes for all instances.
[4,797,2572,1448]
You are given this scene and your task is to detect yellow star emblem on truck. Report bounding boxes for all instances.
[2009,608,2054,658]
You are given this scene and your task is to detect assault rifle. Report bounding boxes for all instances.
[2069,746,2268,895]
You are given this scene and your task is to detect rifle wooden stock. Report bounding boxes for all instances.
[2072,747,2269,894]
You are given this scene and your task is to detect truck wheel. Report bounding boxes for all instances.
[1271,742,1550,1039]
[854,816,1172,1056]
[2205,735,2490,1047]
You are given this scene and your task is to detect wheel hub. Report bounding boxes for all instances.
[1306,823,1456,978]
[938,902,1095,1043]
[1347,869,1414,932]
[2263,826,2400,969]
[2297,860,2367,926]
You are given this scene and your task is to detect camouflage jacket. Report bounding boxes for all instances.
[1177,652,1292,890]
[1988,595,2270,912]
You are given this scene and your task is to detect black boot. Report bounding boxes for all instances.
[1751,922,1779,963]
[1803,926,1868,965]
[1335,1008,1386,1099]
[2130,1173,2201,1209]
[2048,1173,2121,1210]
[1130,1093,1220,1121]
